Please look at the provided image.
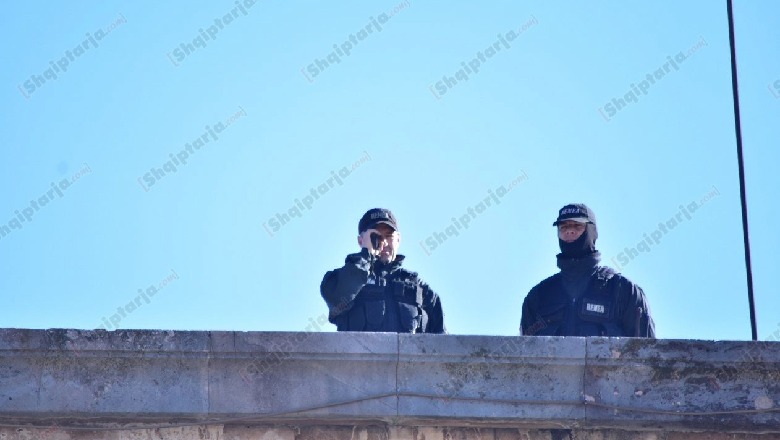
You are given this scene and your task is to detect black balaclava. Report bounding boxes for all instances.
[559,223,598,258]
[553,203,598,259]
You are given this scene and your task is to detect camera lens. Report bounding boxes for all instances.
[370,232,382,249]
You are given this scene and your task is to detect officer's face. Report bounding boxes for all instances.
[557,221,586,243]
[358,223,401,263]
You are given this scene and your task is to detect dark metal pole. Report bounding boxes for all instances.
[726,0,758,341]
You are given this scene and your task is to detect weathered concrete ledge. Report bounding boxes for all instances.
[1,329,779,438]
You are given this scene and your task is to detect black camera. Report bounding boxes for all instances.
[370,232,382,250]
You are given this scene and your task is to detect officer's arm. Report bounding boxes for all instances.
[520,297,530,335]
[618,278,656,338]
[520,285,546,336]
[421,281,446,334]
[320,248,372,320]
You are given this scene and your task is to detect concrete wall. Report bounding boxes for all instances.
[1,329,779,439]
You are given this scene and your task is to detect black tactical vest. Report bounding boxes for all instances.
[336,271,428,333]
[531,267,626,337]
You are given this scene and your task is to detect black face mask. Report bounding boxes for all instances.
[559,223,598,258]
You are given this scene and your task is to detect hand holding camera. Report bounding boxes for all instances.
[360,229,384,256]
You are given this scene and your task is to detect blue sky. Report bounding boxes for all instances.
[1,1,778,341]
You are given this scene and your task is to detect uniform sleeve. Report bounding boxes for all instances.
[420,280,446,334]
[320,248,372,322]
[520,287,541,336]
[616,276,656,338]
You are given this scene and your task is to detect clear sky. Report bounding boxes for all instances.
[1,1,778,341]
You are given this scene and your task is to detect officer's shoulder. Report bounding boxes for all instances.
[528,273,560,294]
[395,266,420,280]
[522,274,559,308]
[598,266,640,288]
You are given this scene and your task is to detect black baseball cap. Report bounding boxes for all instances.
[552,203,596,226]
[358,208,399,233]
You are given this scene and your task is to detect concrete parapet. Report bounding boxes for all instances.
[0,329,778,438]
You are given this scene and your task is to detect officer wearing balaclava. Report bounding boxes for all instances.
[520,204,655,337]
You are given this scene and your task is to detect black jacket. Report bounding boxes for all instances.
[320,248,445,333]
[521,266,655,337]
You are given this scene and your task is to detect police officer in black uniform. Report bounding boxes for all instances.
[320,208,446,333]
[520,203,655,337]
